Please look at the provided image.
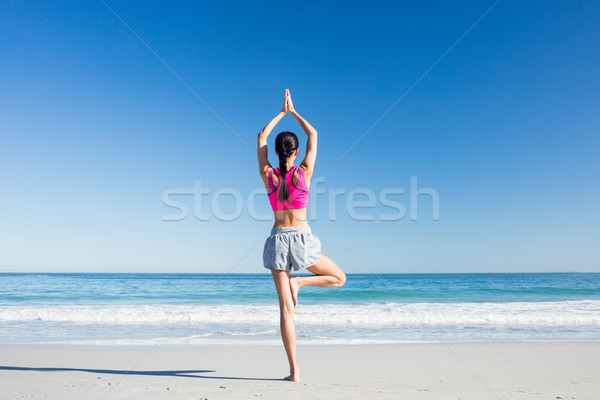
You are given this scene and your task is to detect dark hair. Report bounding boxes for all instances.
[275,131,299,203]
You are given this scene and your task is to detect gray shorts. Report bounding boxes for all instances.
[263,226,322,271]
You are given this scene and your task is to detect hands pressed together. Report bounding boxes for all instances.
[257,88,316,171]
[281,89,296,115]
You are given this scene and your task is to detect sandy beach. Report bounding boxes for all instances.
[0,341,598,399]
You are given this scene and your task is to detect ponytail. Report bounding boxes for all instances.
[278,151,291,203]
[274,131,299,204]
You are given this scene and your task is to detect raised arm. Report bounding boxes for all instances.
[257,90,288,181]
[287,92,317,177]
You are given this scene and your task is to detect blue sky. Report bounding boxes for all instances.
[0,1,598,273]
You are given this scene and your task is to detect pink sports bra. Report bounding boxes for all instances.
[267,166,310,210]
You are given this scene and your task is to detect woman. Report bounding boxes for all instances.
[257,89,346,382]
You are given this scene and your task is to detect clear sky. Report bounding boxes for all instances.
[0,1,598,273]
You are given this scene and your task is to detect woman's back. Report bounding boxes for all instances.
[269,166,311,227]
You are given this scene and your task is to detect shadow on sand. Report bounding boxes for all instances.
[0,365,283,381]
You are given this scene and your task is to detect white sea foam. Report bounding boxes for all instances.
[50,337,409,346]
[1,300,599,326]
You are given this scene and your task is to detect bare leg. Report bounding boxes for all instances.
[290,254,346,306]
[271,269,300,381]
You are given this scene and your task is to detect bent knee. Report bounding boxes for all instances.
[336,272,346,287]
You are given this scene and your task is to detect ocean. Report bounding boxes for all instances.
[0,273,599,346]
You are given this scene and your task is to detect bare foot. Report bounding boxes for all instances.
[289,276,300,307]
[284,370,300,382]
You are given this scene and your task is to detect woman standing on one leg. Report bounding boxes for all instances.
[258,89,346,382]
